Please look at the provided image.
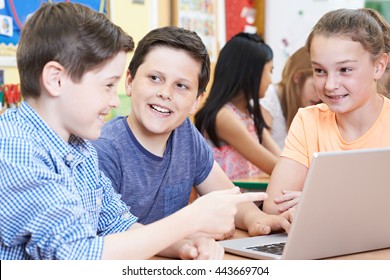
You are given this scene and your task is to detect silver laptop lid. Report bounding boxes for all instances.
[282,147,390,259]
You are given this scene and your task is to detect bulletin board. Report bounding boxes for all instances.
[175,0,219,62]
[0,0,108,46]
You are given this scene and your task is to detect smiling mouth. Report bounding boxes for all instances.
[150,104,173,115]
[326,94,348,100]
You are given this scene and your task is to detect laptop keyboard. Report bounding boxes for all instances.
[246,242,286,255]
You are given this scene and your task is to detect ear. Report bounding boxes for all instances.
[292,72,302,84]
[189,91,205,116]
[374,53,388,81]
[41,61,65,97]
[125,70,134,97]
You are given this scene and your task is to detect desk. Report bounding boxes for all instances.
[152,229,390,260]
[233,175,269,190]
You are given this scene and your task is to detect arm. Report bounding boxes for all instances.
[101,187,266,259]
[215,107,280,175]
[261,104,273,128]
[262,157,308,215]
[262,128,282,156]
[196,162,291,237]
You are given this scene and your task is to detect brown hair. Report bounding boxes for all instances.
[129,26,210,97]
[17,2,134,99]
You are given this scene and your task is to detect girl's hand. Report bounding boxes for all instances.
[274,190,301,213]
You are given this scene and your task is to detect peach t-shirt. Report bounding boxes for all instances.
[281,95,390,167]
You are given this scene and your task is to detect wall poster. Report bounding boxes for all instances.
[0,0,109,66]
[176,0,218,62]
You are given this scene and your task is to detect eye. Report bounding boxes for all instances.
[340,67,352,73]
[176,83,189,90]
[150,75,162,82]
[106,83,115,89]
[313,68,326,75]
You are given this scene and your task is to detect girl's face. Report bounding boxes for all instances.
[300,76,321,107]
[310,35,385,115]
[259,61,273,98]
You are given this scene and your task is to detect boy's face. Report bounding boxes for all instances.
[58,51,127,141]
[126,46,202,141]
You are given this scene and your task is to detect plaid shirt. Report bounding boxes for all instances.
[0,101,137,259]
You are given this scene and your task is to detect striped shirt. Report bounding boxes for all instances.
[0,101,138,259]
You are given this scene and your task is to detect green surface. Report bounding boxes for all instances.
[233,181,268,190]
[106,93,131,120]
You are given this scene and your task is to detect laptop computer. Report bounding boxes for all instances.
[220,147,390,260]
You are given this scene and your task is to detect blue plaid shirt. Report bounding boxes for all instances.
[0,101,138,259]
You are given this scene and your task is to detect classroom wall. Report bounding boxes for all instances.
[0,50,18,83]
[264,0,365,83]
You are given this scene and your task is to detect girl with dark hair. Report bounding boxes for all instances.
[195,32,280,180]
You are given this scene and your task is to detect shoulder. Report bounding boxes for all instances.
[296,103,330,118]
[100,116,127,139]
[0,111,44,159]
[175,117,203,138]
[216,103,241,120]
[0,108,36,139]
[90,117,128,155]
[289,103,333,133]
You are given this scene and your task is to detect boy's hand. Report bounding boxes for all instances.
[178,237,224,260]
[191,187,268,236]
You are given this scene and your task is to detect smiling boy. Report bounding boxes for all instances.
[92,26,292,237]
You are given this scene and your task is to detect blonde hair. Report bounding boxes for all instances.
[279,47,313,129]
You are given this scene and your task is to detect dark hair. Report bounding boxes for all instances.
[195,32,273,146]
[306,8,390,61]
[17,2,134,99]
[128,26,210,96]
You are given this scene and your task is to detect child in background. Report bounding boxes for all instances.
[261,47,322,149]
[195,32,280,180]
[0,2,267,260]
[378,59,390,98]
[92,26,292,237]
[263,8,390,214]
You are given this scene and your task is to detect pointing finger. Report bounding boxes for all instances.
[233,192,268,204]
